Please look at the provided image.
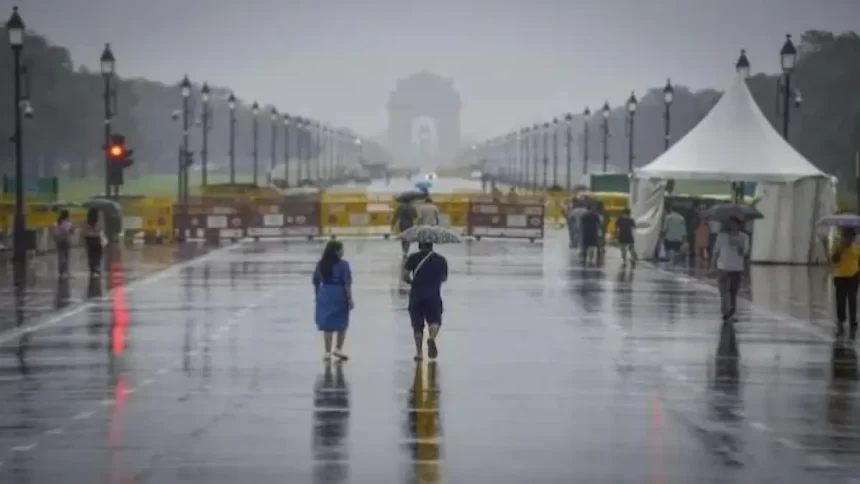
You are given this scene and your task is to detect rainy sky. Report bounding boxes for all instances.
[9,0,860,139]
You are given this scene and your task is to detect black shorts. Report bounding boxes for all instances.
[664,240,682,252]
[408,298,443,331]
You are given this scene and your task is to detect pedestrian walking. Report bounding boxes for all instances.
[662,206,687,265]
[313,240,353,361]
[81,208,104,277]
[53,209,73,278]
[402,242,448,361]
[391,199,418,257]
[712,216,749,323]
[579,204,601,264]
[830,227,860,339]
[416,197,441,226]
[615,208,637,265]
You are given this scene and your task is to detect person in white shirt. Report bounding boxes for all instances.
[662,207,687,265]
[712,216,749,322]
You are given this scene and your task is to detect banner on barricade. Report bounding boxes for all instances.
[467,201,544,242]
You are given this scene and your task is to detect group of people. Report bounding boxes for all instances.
[52,208,105,278]
[564,198,637,265]
[312,194,449,362]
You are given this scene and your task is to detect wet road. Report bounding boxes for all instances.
[0,234,858,483]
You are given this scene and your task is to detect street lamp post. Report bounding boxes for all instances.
[582,107,590,174]
[100,43,116,199]
[296,118,306,183]
[601,102,610,172]
[626,92,638,173]
[663,79,674,151]
[269,108,278,182]
[564,113,573,190]
[6,7,26,266]
[734,50,751,202]
[200,83,211,187]
[551,118,559,188]
[542,122,550,188]
[251,101,259,186]
[779,34,798,139]
[227,92,237,184]
[282,114,291,188]
[179,75,191,205]
[531,124,539,191]
[521,127,530,188]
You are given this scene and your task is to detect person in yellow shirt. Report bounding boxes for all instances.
[831,227,860,338]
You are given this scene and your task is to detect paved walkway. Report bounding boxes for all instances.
[0,234,856,482]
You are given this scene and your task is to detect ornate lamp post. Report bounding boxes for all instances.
[251,101,259,186]
[582,107,591,175]
[227,92,237,184]
[601,102,610,172]
[542,122,550,188]
[200,83,211,187]
[179,75,191,204]
[779,34,798,139]
[282,113,291,187]
[551,118,559,188]
[100,43,116,198]
[269,107,278,178]
[6,6,27,266]
[662,79,674,151]
[564,113,573,190]
[531,124,540,191]
[626,92,638,173]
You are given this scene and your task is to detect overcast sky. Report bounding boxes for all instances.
[8,0,860,139]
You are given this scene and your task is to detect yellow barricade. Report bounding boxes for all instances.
[320,194,374,236]
[433,194,470,228]
[122,198,174,242]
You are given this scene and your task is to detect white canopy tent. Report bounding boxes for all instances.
[631,75,835,264]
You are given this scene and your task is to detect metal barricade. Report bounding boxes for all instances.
[245,198,320,240]
[174,200,246,243]
[467,200,545,242]
[320,194,371,236]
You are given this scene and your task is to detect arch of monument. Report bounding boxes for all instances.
[386,71,462,168]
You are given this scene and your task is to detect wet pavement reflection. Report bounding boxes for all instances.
[0,233,857,482]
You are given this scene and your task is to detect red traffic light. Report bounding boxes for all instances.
[109,144,125,159]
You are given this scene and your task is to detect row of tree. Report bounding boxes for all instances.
[0,28,382,181]
[473,30,860,190]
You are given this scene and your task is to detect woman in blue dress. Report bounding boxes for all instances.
[313,240,354,361]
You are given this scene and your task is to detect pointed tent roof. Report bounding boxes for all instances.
[635,76,825,182]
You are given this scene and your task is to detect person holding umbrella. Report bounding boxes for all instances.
[711,216,750,323]
[818,217,860,339]
[399,226,460,361]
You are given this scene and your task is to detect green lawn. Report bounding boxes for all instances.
[59,173,257,200]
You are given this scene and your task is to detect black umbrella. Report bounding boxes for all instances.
[396,191,428,203]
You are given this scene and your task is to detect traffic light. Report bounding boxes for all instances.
[107,133,134,186]
[183,150,194,168]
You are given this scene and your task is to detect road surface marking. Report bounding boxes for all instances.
[0,242,243,345]
[10,443,37,452]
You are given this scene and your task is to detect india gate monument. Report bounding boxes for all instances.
[386,71,462,168]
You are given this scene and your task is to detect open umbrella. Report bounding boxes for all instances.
[398,225,462,244]
[414,180,432,193]
[703,203,763,222]
[817,214,860,229]
[396,190,428,203]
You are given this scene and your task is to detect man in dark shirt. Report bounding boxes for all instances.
[403,242,448,361]
[615,208,637,265]
[579,205,600,264]
[392,201,417,257]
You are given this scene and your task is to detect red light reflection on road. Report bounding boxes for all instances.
[110,258,128,356]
